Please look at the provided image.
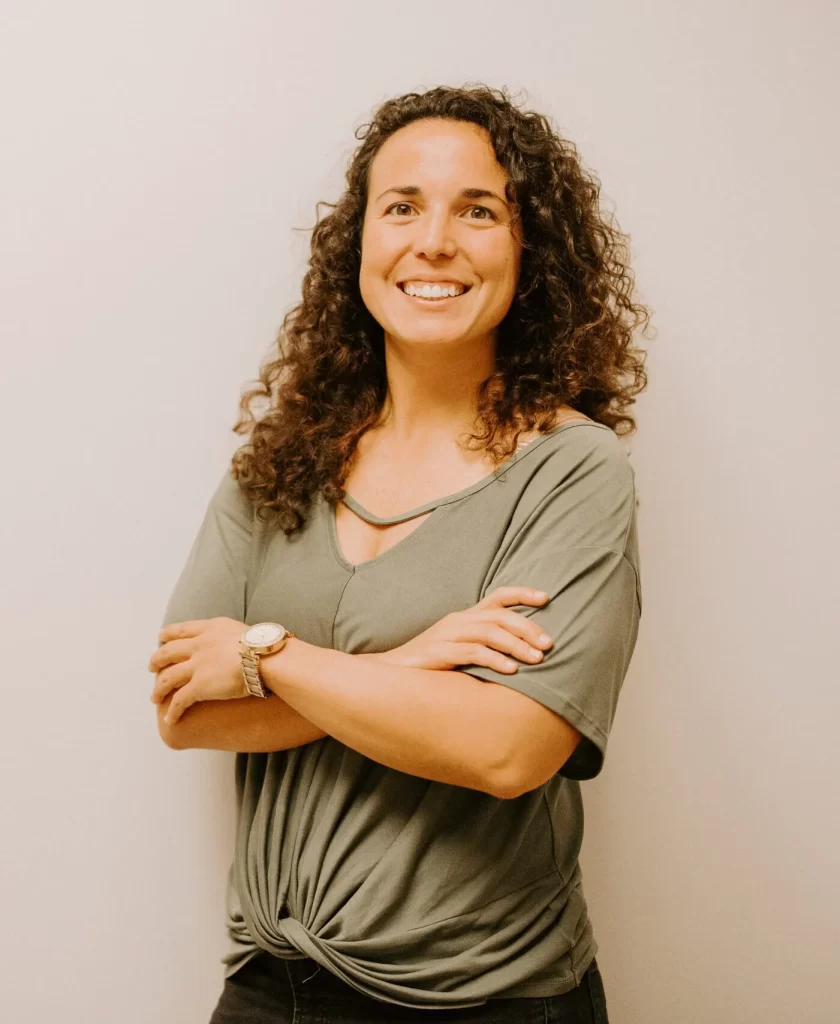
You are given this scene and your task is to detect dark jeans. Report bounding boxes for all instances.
[209,951,609,1023]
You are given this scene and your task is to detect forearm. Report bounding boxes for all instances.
[260,639,512,797]
[156,691,327,752]
[155,652,385,752]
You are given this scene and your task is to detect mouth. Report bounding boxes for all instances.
[396,282,473,306]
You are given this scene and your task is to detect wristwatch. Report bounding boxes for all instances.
[239,622,297,698]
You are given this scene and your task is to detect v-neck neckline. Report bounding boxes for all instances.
[327,419,606,571]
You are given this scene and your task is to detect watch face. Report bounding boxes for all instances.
[244,622,284,646]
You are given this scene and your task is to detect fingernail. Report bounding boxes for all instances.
[539,634,551,645]
[534,591,548,599]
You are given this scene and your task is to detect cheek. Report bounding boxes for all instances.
[484,256,520,302]
[358,226,378,283]
[474,234,519,280]
[358,235,396,316]
[360,225,398,276]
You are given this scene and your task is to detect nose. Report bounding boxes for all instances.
[411,209,457,260]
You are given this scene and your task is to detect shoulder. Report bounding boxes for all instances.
[542,416,632,477]
[508,406,593,445]
[208,465,257,528]
[516,423,636,550]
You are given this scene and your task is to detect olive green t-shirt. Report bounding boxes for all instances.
[159,420,642,1009]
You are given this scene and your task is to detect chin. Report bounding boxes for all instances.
[393,327,476,347]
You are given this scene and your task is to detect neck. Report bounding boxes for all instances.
[375,330,497,444]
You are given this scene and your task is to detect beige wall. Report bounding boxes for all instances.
[2,2,837,1021]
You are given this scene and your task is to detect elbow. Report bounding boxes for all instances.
[488,745,557,800]
[492,765,549,800]
[156,701,185,750]
[489,705,586,798]
[481,738,525,800]
[485,754,527,801]
[491,767,528,800]
[160,728,184,750]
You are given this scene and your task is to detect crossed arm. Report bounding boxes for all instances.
[156,643,581,799]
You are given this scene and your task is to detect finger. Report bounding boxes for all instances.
[492,609,554,649]
[164,685,197,727]
[477,586,548,610]
[148,638,194,674]
[478,624,546,664]
[158,620,211,645]
[460,642,520,674]
[150,664,190,704]
[463,608,553,653]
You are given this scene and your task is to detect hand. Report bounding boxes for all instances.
[379,586,553,673]
[148,617,249,726]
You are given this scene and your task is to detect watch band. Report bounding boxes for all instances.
[239,631,297,698]
[240,645,269,698]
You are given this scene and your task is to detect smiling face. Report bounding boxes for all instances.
[359,118,522,352]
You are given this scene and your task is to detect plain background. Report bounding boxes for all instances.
[2,2,838,1021]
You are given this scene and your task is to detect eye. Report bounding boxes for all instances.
[383,202,497,221]
[466,205,496,221]
[385,202,415,216]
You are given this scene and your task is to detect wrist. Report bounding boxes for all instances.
[259,636,304,695]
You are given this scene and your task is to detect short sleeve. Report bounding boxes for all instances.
[456,436,642,780]
[159,467,256,632]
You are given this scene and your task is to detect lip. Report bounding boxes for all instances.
[397,278,471,288]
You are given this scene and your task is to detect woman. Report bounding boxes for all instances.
[149,83,650,1023]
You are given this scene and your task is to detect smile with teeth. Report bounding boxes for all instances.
[398,281,470,299]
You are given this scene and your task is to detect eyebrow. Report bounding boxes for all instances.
[375,185,509,207]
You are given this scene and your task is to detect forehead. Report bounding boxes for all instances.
[368,119,507,193]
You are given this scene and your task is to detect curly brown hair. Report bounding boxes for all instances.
[230,83,653,534]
